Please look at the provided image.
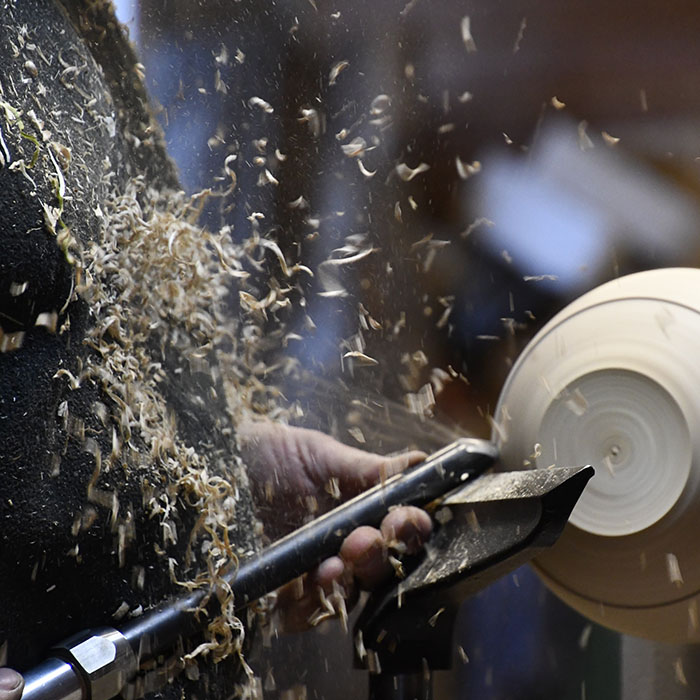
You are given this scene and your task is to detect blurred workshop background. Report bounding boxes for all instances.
[112,1,700,698]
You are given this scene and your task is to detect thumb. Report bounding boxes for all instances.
[0,669,24,700]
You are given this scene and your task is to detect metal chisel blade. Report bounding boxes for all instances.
[442,465,594,505]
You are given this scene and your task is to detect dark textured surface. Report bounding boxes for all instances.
[0,1,123,662]
[0,2,257,696]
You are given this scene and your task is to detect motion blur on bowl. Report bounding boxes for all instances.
[112,1,700,698]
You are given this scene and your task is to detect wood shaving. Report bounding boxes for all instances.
[578,623,592,649]
[257,168,279,187]
[370,94,391,115]
[0,330,25,353]
[340,137,366,158]
[461,217,493,238]
[348,426,366,443]
[328,60,349,86]
[551,96,566,110]
[214,44,228,66]
[248,96,274,114]
[343,351,379,366]
[35,310,58,332]
[513,17,527,53]
[460,16,477,53]
[288,195,308,209]
[455,156,481,179]
[9,281,27,296]
[674,658,689,686]
[354,631,367,661]
[24,59,38,78]
[428,607,445,627]
[318,244,375,297]
[396,161,430,181]
[112,601,130,621]
[667,553,684,586]
[388,554,405,578]
[358,160,376,178]
[523,274,558,282]
[298,108,321,137]
[435,507,452,525]
[602,131,620,147]
[307,581,348,631]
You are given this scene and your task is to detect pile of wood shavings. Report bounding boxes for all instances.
[74,176,289,668]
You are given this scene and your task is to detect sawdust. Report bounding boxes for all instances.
[72,175,318,667]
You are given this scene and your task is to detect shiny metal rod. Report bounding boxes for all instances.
[21,659,83,700]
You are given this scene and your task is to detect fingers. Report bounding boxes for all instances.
[275,506,433,633]
[298,427,427,493]
[340,525,389,589]
[0,669,24,700]
[380,506,433,555]
[238,417,428,499]
[335,449,428,495]
[340,507,433,588]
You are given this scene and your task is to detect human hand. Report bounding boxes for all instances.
[238,420,432,632]
[0,669,23,700]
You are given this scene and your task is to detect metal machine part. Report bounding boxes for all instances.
[22,628,136,700]
[57,628,137,700]
[20,439,498,700]
[494,267,700,643]
[355,465,593,699]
